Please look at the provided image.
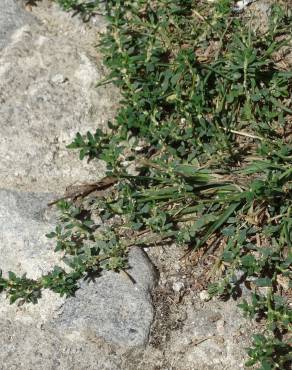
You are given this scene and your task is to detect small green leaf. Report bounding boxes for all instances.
[46,232,56,239]
[255,278,272,287]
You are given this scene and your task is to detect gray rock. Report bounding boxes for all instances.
[0,0,119,193]
[0,189,60,280]
[174,301,251,369]
[0,189,157,369]
[53,248,157,347]
[0,0,35,50]
[0,320,123,370]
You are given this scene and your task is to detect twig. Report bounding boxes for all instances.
[48,176,117,206]
[191,335,215,346]
[192,9,215,31]
[222,127,263,140]
[120,269,136,284]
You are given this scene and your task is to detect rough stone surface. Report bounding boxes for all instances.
[0,0,34,50]
[0,190,60,279]
[0,0,119,193]
[164,299,251,369]
[0,189,157,368]
[0,2,156,369]
[143,244,253,370]
[0,322,121,370]
[53,247,156,347]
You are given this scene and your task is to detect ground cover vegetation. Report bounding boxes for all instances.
[1,0,291,368]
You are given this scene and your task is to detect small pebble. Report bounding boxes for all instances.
[277,274,290,291]
[234,0,256,12]
[172,281,184,293]
[216,319,225,335]
[199,290,211,302]
[234,269,245,280]
[51,74,67,84]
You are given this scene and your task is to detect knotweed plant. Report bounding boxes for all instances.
[1,1,291,368]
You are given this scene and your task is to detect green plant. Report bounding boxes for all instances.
[57,0,101,20]
[246,334,291,370]
[62,2,291,367]
[1,1,291,368]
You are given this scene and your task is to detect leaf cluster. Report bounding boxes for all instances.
[62,2,291,367]
[1,1,291,368]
